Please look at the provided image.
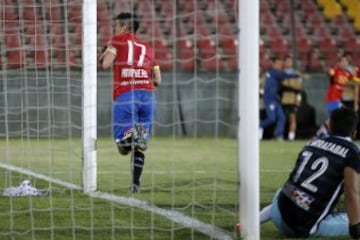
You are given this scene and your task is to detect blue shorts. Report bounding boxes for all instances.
[327,101,342,116]
[113,90,155,143]
[271,189,349,238]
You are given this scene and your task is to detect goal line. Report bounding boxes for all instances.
[0,162,233,240]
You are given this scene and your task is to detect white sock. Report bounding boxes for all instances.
[259,128,263,140]
[316,124,328,137]
[288,131,295,140]
[260,204,272,224]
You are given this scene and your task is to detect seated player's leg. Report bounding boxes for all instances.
[260,204,272,224]
[311,212,349,237]
[270,190,297,237]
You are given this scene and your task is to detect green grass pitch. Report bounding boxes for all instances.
[0,138,353,239]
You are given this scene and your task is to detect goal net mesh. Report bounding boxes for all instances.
[0,0,239,239]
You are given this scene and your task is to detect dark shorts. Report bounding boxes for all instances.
[283,105,298,114]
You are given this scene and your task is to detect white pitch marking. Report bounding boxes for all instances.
[0,162,233,240]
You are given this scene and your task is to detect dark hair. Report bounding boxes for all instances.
[329,107,358,137]
[270,56,282,63]
[114,13,140,33]
[343,51,352,58]
[283,55,292,61]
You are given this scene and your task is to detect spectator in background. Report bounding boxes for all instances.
[342,52,359,112]
[259,57,298,140]
[281,55,303,141]
[260,107,360,239]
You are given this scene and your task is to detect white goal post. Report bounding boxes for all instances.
[82,0,97,193]
[239,0,260,239]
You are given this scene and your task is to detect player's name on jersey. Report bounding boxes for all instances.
[308,139,349,158]
[121,68,149,78]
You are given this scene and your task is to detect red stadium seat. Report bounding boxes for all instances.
[98,25,112,46]
[202,56,225,72]
[180,58,196,72]
[343,37,360,52]
[113,1,131,13]
[265,24,283,40]
[181,1,196,12]
[323,54,339,68]
[303,51,323,72]
[274,1,291,18]
[300,0,319,17]
[305,13,326,34]
[54,48,78,68]
[312,25,332,43]
[228,55,238,71]
[296,37,313,59]
[22,6,40,22]
[337,26,356,43]
[45,2,63,23]
[260,1,271,14]
[260,12,277,27]
[269,38,290,58]
[221,38,237,56]
[260,56,272,71]
[67,2,82,24]
[317,36,338,58]
[197,38,217,59]
[156,51,174,71]
[28,35,50,68]
[97,4,110,25]
[5,35,26,69]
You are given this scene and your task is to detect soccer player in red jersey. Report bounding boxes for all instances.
[317,56,359,137]
[100,13,161,193]
[326,55,355,114]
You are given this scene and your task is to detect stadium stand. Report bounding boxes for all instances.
[0,0,359,72]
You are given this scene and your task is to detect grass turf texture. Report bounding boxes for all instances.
[0,138,353,239]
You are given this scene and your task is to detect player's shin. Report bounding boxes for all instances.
[130,151,145,192]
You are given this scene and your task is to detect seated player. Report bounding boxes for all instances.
[260,107,360,239]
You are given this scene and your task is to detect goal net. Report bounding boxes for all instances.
[0,0,239,239]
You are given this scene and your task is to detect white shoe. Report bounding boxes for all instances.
[288,132,295,141]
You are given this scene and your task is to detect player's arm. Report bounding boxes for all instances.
[354,85,359,112]
[351,75,360,83]
[101,46,116,69]
[344,166,360,226]
[279,71,298,81]
[152,65,161,87]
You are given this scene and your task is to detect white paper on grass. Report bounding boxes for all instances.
[3,179,47,197]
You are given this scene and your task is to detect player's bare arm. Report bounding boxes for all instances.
[101,46,116,69]
[152,65,161,86]
[344,166,360,225]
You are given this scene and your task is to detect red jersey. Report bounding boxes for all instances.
[325,66,354,102]
[107,33,159,99]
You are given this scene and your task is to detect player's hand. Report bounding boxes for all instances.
[98,46,107,64]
